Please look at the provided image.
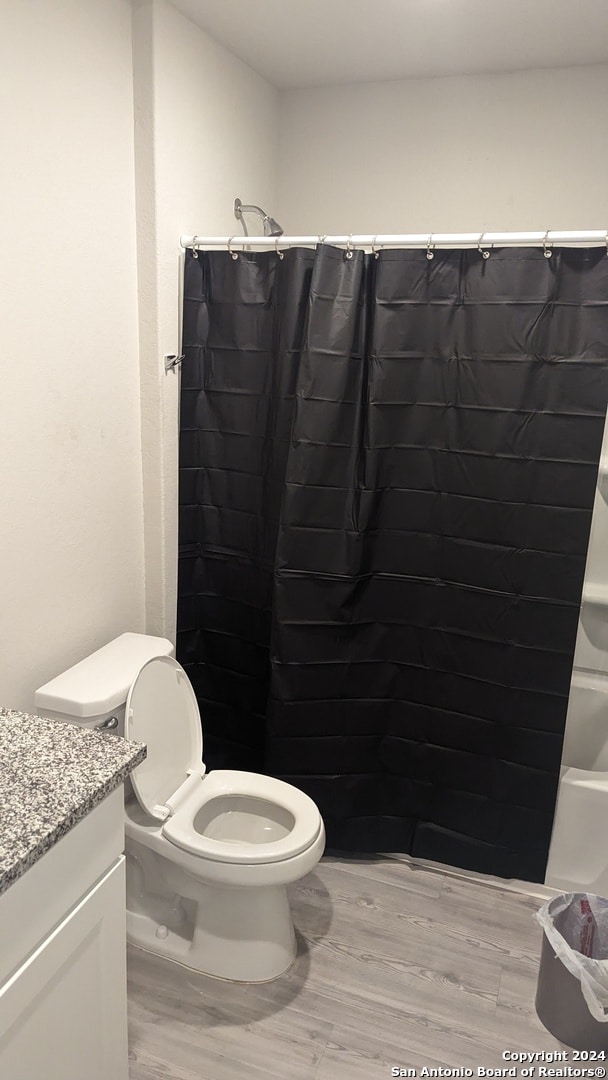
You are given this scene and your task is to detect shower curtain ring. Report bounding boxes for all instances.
[191,234,198,259]
[543,231,553,258]
[275,238,284,260]
[345,235,354,260]
[228,236,239,260]
[371,236,380,259]
[478,233,491,259]
[426,236,435,260]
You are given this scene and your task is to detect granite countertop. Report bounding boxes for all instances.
[0,707,146,896]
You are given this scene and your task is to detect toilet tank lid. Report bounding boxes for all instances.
[34,633,175,717]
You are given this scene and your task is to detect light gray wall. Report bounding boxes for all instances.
[0,0,279,707]
[276,65,608,234]
[0,0,145,710]
[3,1,606,714]
[132,0,279,642]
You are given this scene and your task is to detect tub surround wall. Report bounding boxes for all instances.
[573,456,608,675]
[559,414,608,719]
[546,413,608,892]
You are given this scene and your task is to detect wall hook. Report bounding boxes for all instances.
[164,354,185,373]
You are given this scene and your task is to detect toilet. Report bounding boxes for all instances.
[35,633,325,982]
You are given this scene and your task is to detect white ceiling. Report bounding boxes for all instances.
[170,0,608,88]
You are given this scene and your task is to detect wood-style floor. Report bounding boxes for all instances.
[127,854,563,1079]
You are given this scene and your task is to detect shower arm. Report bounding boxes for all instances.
[234,198,283,238]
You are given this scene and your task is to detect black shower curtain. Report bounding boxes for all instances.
[178,243,608,882]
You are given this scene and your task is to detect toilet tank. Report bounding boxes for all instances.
[34,632,174,734]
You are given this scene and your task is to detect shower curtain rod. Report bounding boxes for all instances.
[180,230,608,251]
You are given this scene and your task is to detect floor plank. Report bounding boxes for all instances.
[127,854,564,1079]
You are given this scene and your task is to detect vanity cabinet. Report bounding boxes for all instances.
[0,867,127,1079]
[0,707,145,1078]
[0,781,132,1079]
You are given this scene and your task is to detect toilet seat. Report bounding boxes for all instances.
[161,769,323,864]
[126,656,322,865]
[125,655,204,822]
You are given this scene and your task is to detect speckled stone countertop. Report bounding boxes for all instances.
[0,707,146,896]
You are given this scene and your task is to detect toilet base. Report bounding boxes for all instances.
[126,881,297,982]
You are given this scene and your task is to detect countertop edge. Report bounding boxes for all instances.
[0,744,146,896]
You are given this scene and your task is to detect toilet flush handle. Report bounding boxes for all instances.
[96,716,119,731]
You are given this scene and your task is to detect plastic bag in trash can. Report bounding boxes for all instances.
[535,893,608,1022]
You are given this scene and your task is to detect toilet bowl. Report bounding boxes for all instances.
[35,634,325,982]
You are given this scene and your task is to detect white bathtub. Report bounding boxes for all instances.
[545,669,608,892]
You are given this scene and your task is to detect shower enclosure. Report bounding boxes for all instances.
[176,235,608,883]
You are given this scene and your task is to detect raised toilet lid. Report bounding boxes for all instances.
[126,656,203,821]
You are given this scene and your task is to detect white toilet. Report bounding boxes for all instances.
[35,633,325,982]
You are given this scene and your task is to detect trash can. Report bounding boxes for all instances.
[535,893,608,1050]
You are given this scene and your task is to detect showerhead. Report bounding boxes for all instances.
[263,215,284,237]
[234,197,283,238]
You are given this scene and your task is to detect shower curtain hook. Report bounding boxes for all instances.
[605,230,608,256]
[371,236,380,260]
[426,235,435,260]
[345,235,354,260]
[228,236,239,261]
[275,237,284,260]
[191,234,199,259]
[478,233,490,260]
[543,231,553,258]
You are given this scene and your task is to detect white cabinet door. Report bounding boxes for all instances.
[0,857,128,1080]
